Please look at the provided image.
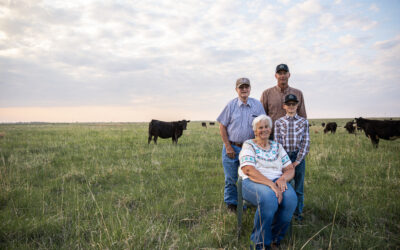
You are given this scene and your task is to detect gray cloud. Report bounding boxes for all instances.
[375,35,400,50]
[0,0,399,120]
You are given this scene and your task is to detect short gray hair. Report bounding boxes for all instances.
[252,115,273,132]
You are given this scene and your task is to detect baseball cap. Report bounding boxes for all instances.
[276,64,289,73]
[284,94,299,103]
[236,77,251,88]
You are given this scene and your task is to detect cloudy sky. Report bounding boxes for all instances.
[0,0,399,122]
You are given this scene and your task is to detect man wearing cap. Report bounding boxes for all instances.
[274,94,310,221]
[260,64,307,133]
[217,77,266,212]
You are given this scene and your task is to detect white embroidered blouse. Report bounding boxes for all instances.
[239,139,292,180]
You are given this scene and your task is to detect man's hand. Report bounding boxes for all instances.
[226,145,236,159]
[219,124,236,159]
[292,161,299,168]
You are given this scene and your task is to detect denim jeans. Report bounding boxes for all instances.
[288,151,305,216]
[242,178,297,247]
[221,144,242,206]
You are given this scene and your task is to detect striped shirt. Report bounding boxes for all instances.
[274,114,310,163]
[217,97,266,143]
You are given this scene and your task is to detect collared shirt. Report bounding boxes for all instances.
[238,139,291,180]
[217,97,266,143]
[260,85,307,124]
[274,114,310,163]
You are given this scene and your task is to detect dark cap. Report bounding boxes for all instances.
[236,77,251,88]
[284,94,299,103]
[276,64,289,73]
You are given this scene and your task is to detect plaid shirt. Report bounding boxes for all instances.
[274,114,310,163]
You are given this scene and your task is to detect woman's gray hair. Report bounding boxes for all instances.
[252,114,273,132]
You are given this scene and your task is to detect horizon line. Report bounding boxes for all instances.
[1,116,400,124]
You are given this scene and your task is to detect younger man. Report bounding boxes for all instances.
[274,94,310,221]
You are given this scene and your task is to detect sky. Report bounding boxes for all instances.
[0,0,399,122]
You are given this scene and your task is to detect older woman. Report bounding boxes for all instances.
[239,114,297,249]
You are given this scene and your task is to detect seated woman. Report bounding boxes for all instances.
[239,115,297,249]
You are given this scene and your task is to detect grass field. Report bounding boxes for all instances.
[0,120,399,249]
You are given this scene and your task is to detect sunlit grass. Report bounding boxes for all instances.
[0,121,399,249]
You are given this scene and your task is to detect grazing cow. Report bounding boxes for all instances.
[148,119,190,144]
[344,121,356,134]
[0,132,4,139]
[209,122,215,126]
[324,122,337,134]
[201,122,207,128]
[321,122,325,127]
[355,117,400,147]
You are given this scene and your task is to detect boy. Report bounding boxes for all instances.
[274,94,310,221]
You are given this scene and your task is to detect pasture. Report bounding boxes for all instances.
[0,120,399,249]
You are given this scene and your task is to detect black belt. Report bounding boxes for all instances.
[230,141,243,148]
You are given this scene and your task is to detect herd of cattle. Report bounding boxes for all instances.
[148,117,400,148]
[316,118,400,147]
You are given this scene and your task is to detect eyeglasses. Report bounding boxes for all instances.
[285,102,297,106]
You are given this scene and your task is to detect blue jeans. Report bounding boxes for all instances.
[242,178,297,247]
[222,144,242,206]
[288,152,305,216]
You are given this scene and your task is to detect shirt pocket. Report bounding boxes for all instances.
[279,123,287,134]
[278,127,287,141]
[249,113,258,127]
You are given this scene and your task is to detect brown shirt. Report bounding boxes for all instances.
[260,85,307,124]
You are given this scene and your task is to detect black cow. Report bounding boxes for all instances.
[355,117,400,147]
[322,122,326,127]
[344,121,356,134]
[202,122,207,128]
[324,122,337,134]
[148,119,190,144]
[209,122,215,126]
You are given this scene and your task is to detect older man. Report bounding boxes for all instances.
[217,77,266,212]
[260,64,307,127]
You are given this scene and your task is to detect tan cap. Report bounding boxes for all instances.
[236,77,250,88]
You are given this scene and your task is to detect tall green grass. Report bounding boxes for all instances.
[0,121,399,249]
